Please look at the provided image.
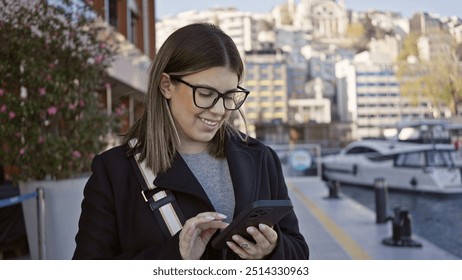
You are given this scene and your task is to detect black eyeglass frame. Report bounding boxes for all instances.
[170,76,250,111]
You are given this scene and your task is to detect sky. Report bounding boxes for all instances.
[156,0,462,20]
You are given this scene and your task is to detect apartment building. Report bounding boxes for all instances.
[156,8,265,56]
[244,49,289,135]
[354,59,433,139]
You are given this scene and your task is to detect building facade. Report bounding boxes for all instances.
[244,49,290,135]
[92,0,155,136]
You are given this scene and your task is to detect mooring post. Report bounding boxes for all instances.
[374,177,389,224]
[326,180,341,199]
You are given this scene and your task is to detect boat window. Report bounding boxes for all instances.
[426,150,449,167]
[367,155,394,162]
[345,147,378,155]
[395,152,425,167]
[444,151,462,167]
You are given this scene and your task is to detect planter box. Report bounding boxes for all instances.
[19,176,88,260]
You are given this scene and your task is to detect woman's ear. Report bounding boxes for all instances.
[159,73,173,99]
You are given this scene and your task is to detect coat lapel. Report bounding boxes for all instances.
[154,154,212,207]
[225,135,263,215]
[151,134,264,216]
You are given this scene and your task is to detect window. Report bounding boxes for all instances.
[427,151,449,167]
[128,0,139,45]
[396,152,425,167]
[129,11,138,44]
[345,146,378,155]
[108,0,118,29]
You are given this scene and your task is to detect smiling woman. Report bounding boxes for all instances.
[73,23,309,260]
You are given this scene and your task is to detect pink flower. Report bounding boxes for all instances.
[38,136,44,144]
[19,148,26,155]
[79,100,85,107]
[94,55,104,64]
[47,106,58,115]
[72,150,82,158]
[9,111,16,119]
[39,87,46,96]
[99,43,107,49]
[0,88,4,96]
[0,104,6,113]
[115,106,125,116]
[46,74,52,81]
[68,103,77,110]
[104,82,111,89]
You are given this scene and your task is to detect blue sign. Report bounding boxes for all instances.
[289,150,312,171]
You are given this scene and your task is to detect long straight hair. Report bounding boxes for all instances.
[124,23,247,174]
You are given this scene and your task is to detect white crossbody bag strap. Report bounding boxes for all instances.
[129,139,183,236]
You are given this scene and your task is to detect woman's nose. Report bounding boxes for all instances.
[208,98,226,115]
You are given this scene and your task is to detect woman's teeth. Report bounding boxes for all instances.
[201,118,218,126]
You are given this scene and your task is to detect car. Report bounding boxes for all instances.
[321,139,462,194]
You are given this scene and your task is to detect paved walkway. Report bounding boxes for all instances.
[287,177,459,260]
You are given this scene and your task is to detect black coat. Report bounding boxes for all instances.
[73,134,309,259]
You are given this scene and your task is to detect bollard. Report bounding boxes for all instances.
[374,178,390,224]
[326,180,341,199]
[382,206,422,248]
[36,187,47,260]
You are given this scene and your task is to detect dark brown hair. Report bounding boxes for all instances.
[125,23,247,174]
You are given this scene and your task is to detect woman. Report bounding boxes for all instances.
[73,23,309,260]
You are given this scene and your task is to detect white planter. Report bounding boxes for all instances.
[19,176,88,260]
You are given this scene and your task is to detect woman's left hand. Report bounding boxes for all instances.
[226,223,278,259]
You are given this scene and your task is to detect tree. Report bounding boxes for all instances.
[0,0,118,182]
[396,31,462,117]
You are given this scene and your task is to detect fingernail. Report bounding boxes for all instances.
[232,235,239,241]
[259,224,267,230]
[205,216,215,220]
[246,226,255,233]
[217,213,227,219]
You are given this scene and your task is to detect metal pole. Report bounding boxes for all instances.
[316,144,322,178]
[36,187,46,260]
[374,178,389,224]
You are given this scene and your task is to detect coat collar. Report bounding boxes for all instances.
[153,133,263,214]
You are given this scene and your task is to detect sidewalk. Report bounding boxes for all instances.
[287,177,459,260]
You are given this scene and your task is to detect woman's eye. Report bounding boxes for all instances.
[196,88,215,97]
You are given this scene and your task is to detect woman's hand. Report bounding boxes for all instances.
[179,212,228,260]
[226,223,278,259]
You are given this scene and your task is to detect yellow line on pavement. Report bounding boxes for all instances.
[289,183,372,260]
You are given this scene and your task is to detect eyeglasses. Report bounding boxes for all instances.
[170,76,249,111]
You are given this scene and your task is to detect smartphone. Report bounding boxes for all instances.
[211,200,293,249]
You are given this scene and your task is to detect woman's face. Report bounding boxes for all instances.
[163,66,238,154]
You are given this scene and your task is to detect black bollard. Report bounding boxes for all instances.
[325,180,341,199]
[374,178,389,224]
[382,206,422,248]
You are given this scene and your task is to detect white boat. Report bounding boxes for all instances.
[321,139,462,194]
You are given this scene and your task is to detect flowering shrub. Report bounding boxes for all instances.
[0,0,117,182]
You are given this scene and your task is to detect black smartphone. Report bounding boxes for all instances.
[211,200,293,249]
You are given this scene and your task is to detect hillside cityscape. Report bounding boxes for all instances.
[156,0,462,149]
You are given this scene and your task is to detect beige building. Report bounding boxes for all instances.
[243,49,290,136]
[156,8,267,56]
[294,0,348,39]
